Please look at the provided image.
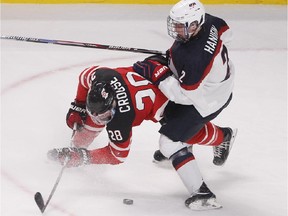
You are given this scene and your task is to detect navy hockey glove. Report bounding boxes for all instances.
[66,101,87,130]
[133,55,171,85]
[47,147,91,167]
[147,54,169,66]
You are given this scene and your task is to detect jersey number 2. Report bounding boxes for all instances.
[221,45,231,81]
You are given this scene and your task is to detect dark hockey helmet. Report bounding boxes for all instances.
[86,81,116,124]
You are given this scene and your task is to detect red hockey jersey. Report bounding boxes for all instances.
[74,66,168,164]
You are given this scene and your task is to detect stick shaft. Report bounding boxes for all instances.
[36,124,78,213]
[41,164,67,212]
[1,35,166,55]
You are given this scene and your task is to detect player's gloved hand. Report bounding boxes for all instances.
[66,101,87,130]
[133,55,172,85]
[47,147,91,167]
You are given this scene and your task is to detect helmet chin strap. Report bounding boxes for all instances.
[184,25,202,42]
[179,23,202,43]
[190,26,202,37]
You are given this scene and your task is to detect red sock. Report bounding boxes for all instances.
[186,122,224,146]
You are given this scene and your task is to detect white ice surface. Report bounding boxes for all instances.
[1,4,287,216]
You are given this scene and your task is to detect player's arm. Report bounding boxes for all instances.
[89,135,132,165]
[66,66,99,129]
[47,133,132,166]
[133,55,172,86]
[158,76,196,105]
[133,55,197,105]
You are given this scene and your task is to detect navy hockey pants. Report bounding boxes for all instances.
[159,94,232,142]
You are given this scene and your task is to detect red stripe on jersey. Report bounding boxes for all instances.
[180,25,229,91]
[79,66,99,89]
[75,66,100,102]
[110,146,130,160]
[109,140,131,158]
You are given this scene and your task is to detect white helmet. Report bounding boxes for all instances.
[167,0,205,42]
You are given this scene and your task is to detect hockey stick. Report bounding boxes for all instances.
[34,160,67,213]
[34,124,77,213]
[1,35,166,55]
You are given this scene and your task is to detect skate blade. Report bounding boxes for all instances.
[229,128,238,152]
[216,128,238,166]
[187,198,223,211]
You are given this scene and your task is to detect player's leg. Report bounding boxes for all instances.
[159,135,222,210]
[185,122,238,166]
[154,103,203,163]
[157,102,237,166]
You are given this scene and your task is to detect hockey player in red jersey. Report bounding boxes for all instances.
[48,65,168,165]
[133,0,237,210]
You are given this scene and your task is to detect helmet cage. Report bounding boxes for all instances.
[167,16,189,42]
[87,101,116,125]
[167,16,202,42]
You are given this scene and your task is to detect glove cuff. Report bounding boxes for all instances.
[79,148,91,166]
[152,64,171,85]
[70,101,86,114]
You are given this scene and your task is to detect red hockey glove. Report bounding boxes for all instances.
[133,55,172,85]
[66,101,87,130]
[47,147,91,167]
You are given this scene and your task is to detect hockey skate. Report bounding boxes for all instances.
[185,182,222,210]
[152,150,173,168]
[213,127,238,166]
[153,150,168,162]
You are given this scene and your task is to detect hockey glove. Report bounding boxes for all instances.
[47,147,91,167]
[66,101,87,130]
[146,54,169,66]
[133,55,171,86]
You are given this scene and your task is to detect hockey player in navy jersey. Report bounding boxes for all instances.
[133,0,237,210]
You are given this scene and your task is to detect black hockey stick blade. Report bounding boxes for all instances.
[34,192,45,213]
